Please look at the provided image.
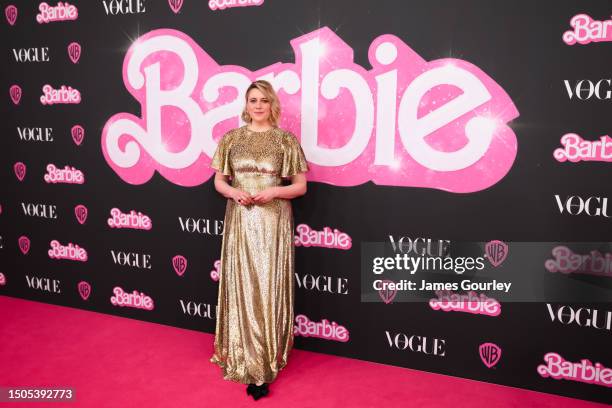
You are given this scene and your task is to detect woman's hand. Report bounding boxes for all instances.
[251,187,278,205]
[230,188,254,206]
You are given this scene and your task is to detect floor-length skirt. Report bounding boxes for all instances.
[210,195,295,384]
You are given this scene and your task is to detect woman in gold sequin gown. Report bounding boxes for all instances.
[209,80,309,399]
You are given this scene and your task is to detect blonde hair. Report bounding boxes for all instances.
[241,80,281,127]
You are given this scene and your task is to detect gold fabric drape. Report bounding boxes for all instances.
[210,125,309,384]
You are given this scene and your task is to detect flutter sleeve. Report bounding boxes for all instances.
[281,131,309,178]
[210,131,233,177]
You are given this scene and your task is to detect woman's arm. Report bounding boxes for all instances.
[273,173,307,199]
[214,172,254,204]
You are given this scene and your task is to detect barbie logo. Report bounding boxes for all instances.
[429,290,501,317]
[545,246,612,277]
[294,224,351,249]
[40,84,81,105]
[294,314,349,342]
[102,27,518,192]
[208,0,263,11]
[44,164,84,184]
[48,239,88,261]
[538,352,612,387]
[563,14,612,46]
[107,208,152,230]
[210,260,220,281]
[5,5,17,25]
[554,133,612,163]
[110,286,155,310]
[36,2,78,23]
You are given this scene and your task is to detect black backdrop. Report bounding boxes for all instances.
[2,1,611,404]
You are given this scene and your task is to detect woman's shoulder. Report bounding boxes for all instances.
[277,127,300,143]
[221,126,243,142]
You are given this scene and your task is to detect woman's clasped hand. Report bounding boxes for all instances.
[231,187,277,205]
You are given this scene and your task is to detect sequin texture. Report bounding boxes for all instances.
[209,125,309,384]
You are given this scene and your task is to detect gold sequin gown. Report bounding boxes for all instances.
[209,125,309,384]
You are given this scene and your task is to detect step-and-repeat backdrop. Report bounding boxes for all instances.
[2,1,611,404]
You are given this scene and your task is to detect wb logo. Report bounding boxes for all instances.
[485,240,508,267]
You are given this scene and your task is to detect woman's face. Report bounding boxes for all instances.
[246,88,271,124]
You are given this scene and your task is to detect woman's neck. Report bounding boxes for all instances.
[248,120,274,131]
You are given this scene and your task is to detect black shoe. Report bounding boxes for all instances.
[246,384,257,396]
[249,383,269,401]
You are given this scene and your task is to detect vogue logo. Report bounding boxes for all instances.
[388,235,450,257]
[17,127,54,142]
[178,217,223,235]
[101,0,146,15]
[554,195,610,218]
[546,304,611,332]
[110,250,152,269]
[179,299,216,319]
[20,202,58,219]
[102,27,518,192]
[12,47,50,63]
[294,273,348,295]
[564,79,611,100]
[385,330,446,357]
[25,275,61,293]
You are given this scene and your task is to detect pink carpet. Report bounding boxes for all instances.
[0,295,606,407]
